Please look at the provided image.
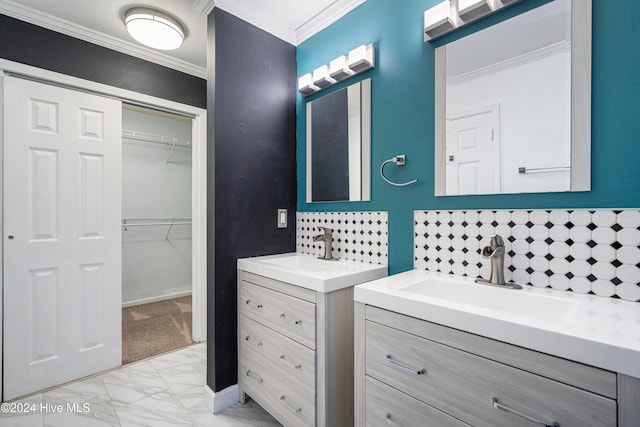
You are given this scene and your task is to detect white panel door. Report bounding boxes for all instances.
[3,76,122,400]
[446,108,498,195]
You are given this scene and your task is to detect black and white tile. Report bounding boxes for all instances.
[297,211,389,265]
[414,209,640,302]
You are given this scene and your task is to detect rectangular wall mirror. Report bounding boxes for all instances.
[306,79,371,202]
[434,0,591,196]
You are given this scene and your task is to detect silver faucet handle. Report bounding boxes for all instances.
[488,234,504,248]
[318,226,333,235]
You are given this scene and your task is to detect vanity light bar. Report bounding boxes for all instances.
[458,0,502,22]
[424,1,461,41]
[298,43,375,97]
[298,73,320,96]
[329,56,354,80]
[312,65,336,89]
[348,44,375,73]
[424,0,522,41]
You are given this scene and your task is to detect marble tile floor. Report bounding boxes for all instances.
[0,343,281,427]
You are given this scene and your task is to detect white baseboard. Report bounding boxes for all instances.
[122,290,192,308]
[204,384,239,414]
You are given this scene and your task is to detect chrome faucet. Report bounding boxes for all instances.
[313,227,337,260]
[475,234,522,289]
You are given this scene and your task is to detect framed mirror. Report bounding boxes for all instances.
[306,79,371,202]
[434,0,591,196]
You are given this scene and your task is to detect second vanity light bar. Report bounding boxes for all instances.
[424,0,522,41]
[298,43,375,96]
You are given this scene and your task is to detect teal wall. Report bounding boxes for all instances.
[296,0,640,275]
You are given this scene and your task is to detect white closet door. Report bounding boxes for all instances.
[3,76,122,400]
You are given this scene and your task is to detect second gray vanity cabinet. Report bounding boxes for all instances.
[356,305,620,427]
[238,270,356,427]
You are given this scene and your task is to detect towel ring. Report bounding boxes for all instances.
[380,155,418,187]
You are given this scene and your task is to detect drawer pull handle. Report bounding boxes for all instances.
[244,335,262,347]
[385,413,403,427]
[279,354,302,370]
[245,369,263,384]
[280,313,302,325]
[280,395,302,415]
[491,397,560,427]
[385,355,426,375]
[245,299,263,309]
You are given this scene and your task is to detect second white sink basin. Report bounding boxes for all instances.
[399,276,579,324]
[354,269,640,379]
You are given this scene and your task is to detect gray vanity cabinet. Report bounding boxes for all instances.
[237,270,355,426]
[355,304,639,427]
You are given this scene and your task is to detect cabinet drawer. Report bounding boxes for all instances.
[365,376,469,427]
[239,350,315,427]
[239,280,316,349]
[239,315,315,393]
[366,321,616,427]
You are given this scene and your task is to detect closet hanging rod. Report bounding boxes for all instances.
[122,129,191,148]
[122,217,192,233]
[123,217,191,222]
[121,222,192,227]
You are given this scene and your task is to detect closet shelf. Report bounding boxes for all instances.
[122,129,191,148]
[122,129,191,164]
[122,217,192,240]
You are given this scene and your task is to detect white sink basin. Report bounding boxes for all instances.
[354,269,640,379]
[399,276,579,324]
[237,253,388,293]
[260,254,353,273]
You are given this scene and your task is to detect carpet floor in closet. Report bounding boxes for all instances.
[122,295,194,364]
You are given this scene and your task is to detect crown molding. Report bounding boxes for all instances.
[215,0,296,44]
[448,40,570,86]
[295,0,366,45]
[193,0,215,16]
[215,0,365,46]
[0,0,207,79]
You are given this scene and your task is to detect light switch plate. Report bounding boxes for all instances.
[277,209,287,228]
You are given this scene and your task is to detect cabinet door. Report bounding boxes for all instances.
[240,280,316,348]
[239,349,315,427]
[366,321,616,427]
[240,315,315,392]
[366,376,470,427]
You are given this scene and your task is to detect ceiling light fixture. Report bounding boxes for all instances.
[125,7,185,50]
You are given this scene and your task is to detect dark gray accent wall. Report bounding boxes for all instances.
[0,14,206,108]
[207,9,297,392]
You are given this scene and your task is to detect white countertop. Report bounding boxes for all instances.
[237,252,388,293]
[354,269,640,379]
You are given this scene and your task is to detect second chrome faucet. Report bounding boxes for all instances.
[475,234,522,290]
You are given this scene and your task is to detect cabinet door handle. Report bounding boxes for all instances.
[245,369,263,384]
[280,394,302,414]
[245,299,263,309]
[279,354,302,370]
[244,335,262,347]
[385,354,426,375]
[280,313,302,325]
[491,397,560,427]
[385,413,405,427]
[279,395,302,414]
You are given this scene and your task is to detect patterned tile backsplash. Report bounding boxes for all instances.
[414,209,640,302]
[297,211,388,265]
